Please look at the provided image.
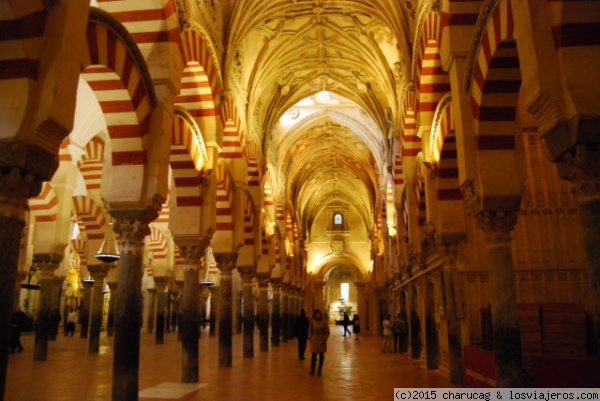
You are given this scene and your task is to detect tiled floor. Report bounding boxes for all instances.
[6,327,453,401]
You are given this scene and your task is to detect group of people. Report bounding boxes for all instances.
[381,312,406,353]
[293,309,362,376]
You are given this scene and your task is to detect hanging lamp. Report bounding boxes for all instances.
[96,222,120,264]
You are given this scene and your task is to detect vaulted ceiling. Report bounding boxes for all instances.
[225,0,412,234]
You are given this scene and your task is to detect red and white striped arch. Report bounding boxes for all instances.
[79,136,105,192]
[83,10,156,200]
[170,107,207,208]
[245,140,262,188]
[175,61,216,119]
[148,226,168,261]
[178,29,221,103]
[415,162,427,227]
[71,238,87,275]
[243,192,256,246]
[29,183,58,223]
[432,97,462,202]
[413,10,450,126]
[72,196,106,241]
[220,96,244,160]
[58,138,72,164]
[393,139,404,203]
[215,163,234,231]
[469,0,520,151]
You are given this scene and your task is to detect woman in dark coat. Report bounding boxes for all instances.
[293,309,310,360]
[308,309,330,375]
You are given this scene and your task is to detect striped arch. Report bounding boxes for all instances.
[58,138,72,164]
[215,163,234,231]
[245,140,262,188]
[413,10,450,126]
[178,29,222,103]
[148,226,168,261]
[170,107,208,208]
[79,136,105,191]
[263,173,275,224]
[220,96,244,160]
[432,96,462,202]
[401,89,421,180]
[243,192,256,247]
[386,179,397,237]
[393,139,404,204]
[71,238,87,275]
[29,183,58,223]
[401,188,410,244]
[414,158,427,227]
[72,196,106,240]
[82,9,157,203]
[468,0,520,151]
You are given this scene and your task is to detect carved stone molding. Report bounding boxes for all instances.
[476,211,518,245]
[213,252,238,274]
[557,144,600,203]
[0,166,43,219]
[237,265,257,282]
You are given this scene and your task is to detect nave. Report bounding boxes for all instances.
[6,327,453,401]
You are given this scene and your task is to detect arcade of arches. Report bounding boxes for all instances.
[1,0,600,400]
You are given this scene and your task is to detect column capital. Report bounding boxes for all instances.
[237,265,256,281]
[557,144,600,203]
[175,239,209,271]
[476,211,518,244]
[0,161,45,220]
[153,276,169,291]
[213,252,238,274]
[33,253,63,273]
[87,264,110,285]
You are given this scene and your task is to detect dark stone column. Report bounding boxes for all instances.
[175,281,183,341]
[106,282,117,337]
[555,144,600,355]
[154,277,168,344]
[441,243,464,385]
[88,264,109,353]
[209,286,218,337]
[238,265,256,358]
[281,289,289,342]
[478,211,524,387]
[0,168,36,399]
[257,276,269,352]
[49,276,65,340]
[214,253,237,367]
[110,209,157,401]
[270,281,281,347]
[146,288,156,334]
[33,254,62,361]
[79,279,93,339]
[177,243,204,383]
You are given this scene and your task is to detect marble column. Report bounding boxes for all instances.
[111,214,154,401]
[88,264,109,353]
[478,211,524,387]
[214,253,237,367]
[270,281,281,347]
[106,282,118,337]
[238,265,256,358]
[79,279,94,339]
[0,167,39,399]
[257,276,269,352]
[145,288,155,333]
[49,276,65,340]
[33,253,62,361]
[440,243,463,385]
[177,243,204,383]
[208,286,219,337]
[154,277,168,344]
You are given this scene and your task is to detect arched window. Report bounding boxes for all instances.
[334,213,343,225]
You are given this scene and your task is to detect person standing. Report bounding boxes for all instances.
[342,311,351,338]
[381,313,393,353]
[352,313,361,341]
[293,309,310,360]
[308,309,330,376]
[392,313,406,353]
[9,307,26,353]
[65,308,77,336]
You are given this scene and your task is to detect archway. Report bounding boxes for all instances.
[323,266,359,326]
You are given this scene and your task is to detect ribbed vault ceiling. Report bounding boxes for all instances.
[226,0,411,234]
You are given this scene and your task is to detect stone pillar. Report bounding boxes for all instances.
[79,278,93,339]
[110,213,155,401]
[106,282,118,337]
[440,243,463,385]
[0,167,39,399]
[177,242,204,383]
[33,253,62,361]
[257,276,269,352]
[208,286,219,337]
[313,282,325,313]
[88,264,109,353]
[270,281,281,347]
[49,276,65,340]
[214,252,237,367]
[354,282,367,333]
[281,289,289,342]
[199,286,209,332]
[238,266,256,358]
[154,277,168,344]
[176,281,183,340]
[555,144,600,355]
[146,288,156,334]
[14,271,27,311]
[478,211,524,387]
